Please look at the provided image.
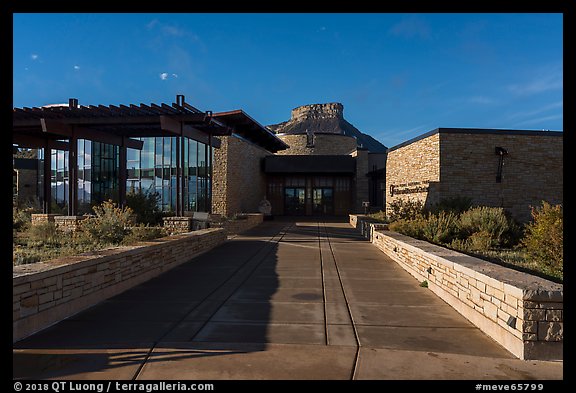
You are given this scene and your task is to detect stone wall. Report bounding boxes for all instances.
[275,134,358,156]
[385,132,441,214]
[439,132,563,223]
[351,149,370,212]
[368,227,563,360]
[31,214,90,232]
[210,213,264,236]
[31,214,60,225]
[212,135,271,217]
[162,216,194,233]
[15,169,38,203]
[385,130,563,223]
[13,228,226,342]
[54,215,89,232]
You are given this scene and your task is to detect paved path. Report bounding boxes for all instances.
[13,220,562,380]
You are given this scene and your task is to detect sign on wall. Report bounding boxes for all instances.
[389,181,430,196]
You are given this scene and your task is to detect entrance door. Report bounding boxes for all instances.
[312,188,334,215]
[285,187,306,215]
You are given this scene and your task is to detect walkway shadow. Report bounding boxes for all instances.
[13,221,286,380]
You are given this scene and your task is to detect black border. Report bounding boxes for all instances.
[7,3,573,389]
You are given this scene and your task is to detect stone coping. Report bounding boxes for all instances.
[382,230,563,300]
[13,228,220,281]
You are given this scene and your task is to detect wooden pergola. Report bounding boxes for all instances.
[13,95,232,216]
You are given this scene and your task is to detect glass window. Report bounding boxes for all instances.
[141,138,154,169]
[163,137,171,166]
[155,138,163,166]
[78,140,84,167]
[127,147,139,162]
[85,140,91,166]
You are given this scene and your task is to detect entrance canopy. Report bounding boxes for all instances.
[264,155,356,174]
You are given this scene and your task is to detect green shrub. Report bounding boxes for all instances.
[388,215,426,239]
[390,211,459,245]
[387,198,424,222]
[522,201,563,274]
[367,210,388,223]
[126,188,163,226]
[13,206,33,231]
[421,211,460,244]
[428,196,473,215]
[26,221,60,246]
[13,248,42,265]
[458,207,512,248]
[80,200,134,245]
[122,224,167,244]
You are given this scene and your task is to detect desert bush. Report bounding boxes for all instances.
[388,215,426,239]
[386,198,424,222]
[522,201,563,274]
[126,188,163,226]
[26,221,60,246]
[390,211,459,245]
[122,224,167,244]
[458,207,512,248]
[420,211,460,244]
[428,196,473,215]
[80,200,134,245]
[367,210,388,223]
[13,206,33,231]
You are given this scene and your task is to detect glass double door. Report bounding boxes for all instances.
[312,188,333,216]
[284,187,333,216]
[285,187,306,215]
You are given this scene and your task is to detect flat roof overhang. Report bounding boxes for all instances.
[213,110,289,153]
[264,155,356,174]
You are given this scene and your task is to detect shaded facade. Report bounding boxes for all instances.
[263,103,387,216]
[11,96,257,216]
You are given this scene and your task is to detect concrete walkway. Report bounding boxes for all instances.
[13,220,562,380]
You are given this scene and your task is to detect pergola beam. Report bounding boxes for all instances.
[13,134,70,150]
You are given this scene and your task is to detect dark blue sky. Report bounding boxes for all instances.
[13,13,563,147]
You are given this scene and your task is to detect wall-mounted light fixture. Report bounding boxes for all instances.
[495,146,508,183]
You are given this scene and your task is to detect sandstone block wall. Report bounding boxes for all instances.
[54,215,89,232]
[351,149,370,213]
[31,214,60,225]
[212,135,271,217]
[366,225,563,360]
[439,132,563,223]
[210,213,264,236]
[15,169,38,203]
[275,134,357,156]
[385,130,563,223]
[13,228,226,342]
[385,132,441,214]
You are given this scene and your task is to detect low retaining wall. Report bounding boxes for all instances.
[211,213,264,236]
[13,228,226,342]
[348,215,563,361]
[349,214,387,240]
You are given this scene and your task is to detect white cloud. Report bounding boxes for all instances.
[507,64,563,96]
[172,73,178,78]
[468,95,497,105]
[31,54,39,60]
[389,16,431,40]
[160,72,168,80]
[146,19,159,30]
[513,114,563,127]
[507,101,563,120]
[73,65,80,70]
